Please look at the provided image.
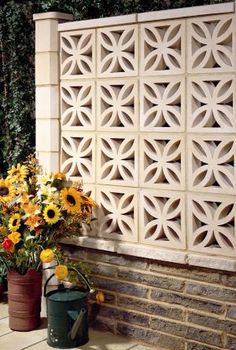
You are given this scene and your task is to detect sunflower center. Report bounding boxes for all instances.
[67,194,76,206]
[0,186,9,196]
[47,209,55,218]
[13,219,18,226]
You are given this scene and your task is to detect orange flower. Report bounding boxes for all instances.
[53,172,66,181]
[8,232,21,244]
[25,215,43,231]
[96,291,105,304]
[23,202,39,215]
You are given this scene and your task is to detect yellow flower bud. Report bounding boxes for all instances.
[55,265,68,280]
[40,249,55,263]
[96,291,105,304]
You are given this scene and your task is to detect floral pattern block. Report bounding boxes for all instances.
[188,195,236,256]
[97,25,137,77]
[61,134,95,183]
[96,187,138,241]
[140,190,185,248]
[97,80,138,130]
[61,82,95,130]
[140,20,185,75]
[140,135,184,189]
[187,77,235,132]
[140,78,184,131]
[60,30,95,78]
[97,135,138,186]
[187,15,234,72]
[189,136,236,194]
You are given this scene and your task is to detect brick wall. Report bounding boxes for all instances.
[65,245,236,350]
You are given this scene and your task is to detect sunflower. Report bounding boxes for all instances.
[8,213,21,232]
[7,163,28,182]
[0,179,15,203]
[43,204,61,224]
[60,187,82,214]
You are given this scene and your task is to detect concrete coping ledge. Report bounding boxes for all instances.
[58,2,234,31]
[58,14,137,31]
[62,237,236,272]
[33,12,73,21]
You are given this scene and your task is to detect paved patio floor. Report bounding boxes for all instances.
[0,293,158,350]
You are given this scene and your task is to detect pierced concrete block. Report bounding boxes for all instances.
[187,75,236,132]
[140,19,185,75]
[36,86,59,119]
[96,185,138,242]
[36,119,59,152]
[61,132,95,183]
[97,24,138,77]
[187,14,235,73]
[140,189,186,249]
[140,77,185,131]
[97,79,138,131]
[97,133,138,187]
[35,52,59,85]
[187,135,236,194]
[60,81,95,130]
[140,134,185,190]
[187,193,236,257]
[60,29,95,79]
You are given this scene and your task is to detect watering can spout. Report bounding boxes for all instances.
[68,308,86,340]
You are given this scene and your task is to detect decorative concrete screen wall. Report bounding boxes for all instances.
[34,2,236,272]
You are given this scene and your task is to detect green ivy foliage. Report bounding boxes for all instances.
[0,0,231,175]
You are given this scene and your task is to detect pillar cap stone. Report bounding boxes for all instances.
[33,12,73,21]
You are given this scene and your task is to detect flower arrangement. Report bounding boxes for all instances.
[0,155,96,285]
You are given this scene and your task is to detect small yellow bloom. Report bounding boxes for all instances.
[55,265,68,280]
[40,249,55,263]
[8,213,21,232]
[96,291,105,304]
[8,232,21,245]
[53,172,66,181]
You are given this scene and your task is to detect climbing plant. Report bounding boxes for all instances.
[0,0,231,175]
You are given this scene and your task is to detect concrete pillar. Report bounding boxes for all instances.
[33,12,73,172]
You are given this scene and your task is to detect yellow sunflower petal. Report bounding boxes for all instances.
[60,187,82,214]
[7,164,28,182]
[8,213,21,232]
[0,179,15,203]
[43,204,61,224]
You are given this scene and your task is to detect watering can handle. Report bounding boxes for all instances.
[43,267,94,297]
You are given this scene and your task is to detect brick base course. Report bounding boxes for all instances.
[64,245,236,350]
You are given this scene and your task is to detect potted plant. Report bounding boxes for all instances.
[0,258,7,299]
[0,154,96,331]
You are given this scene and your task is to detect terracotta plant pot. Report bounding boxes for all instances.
[7,269,42,331]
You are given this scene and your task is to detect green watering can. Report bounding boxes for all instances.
[44,268,94,349]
